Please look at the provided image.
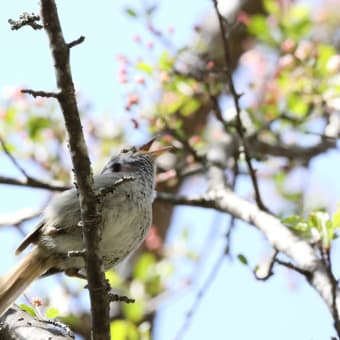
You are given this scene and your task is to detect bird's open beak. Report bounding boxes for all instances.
[146,146,173,158]
[139,138,173,158]
[139,138,156,151]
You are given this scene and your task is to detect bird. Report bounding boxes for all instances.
[0,138,171,316]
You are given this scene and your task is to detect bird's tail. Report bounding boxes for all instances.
[0,247,52,316]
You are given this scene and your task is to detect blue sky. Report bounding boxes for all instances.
[1,1,340,340]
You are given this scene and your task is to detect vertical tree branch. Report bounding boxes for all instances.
[39,1,109,339]
[212,0,268,212]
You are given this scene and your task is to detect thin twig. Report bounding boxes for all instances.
[108,294,135,304]
[253,249,278,281]
[323,249,340,338]
[0,175,69,191]
[67,36,85,48]
[173,249,225,340]
[0,208,41,227]
[8,12,43,30]
[174,161,239,340]
[211,0,268,212]
[0,136,30,178]
[21,89,60,98]
[274,258,311,277]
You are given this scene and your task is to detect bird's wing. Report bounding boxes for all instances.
[15,173,135,254]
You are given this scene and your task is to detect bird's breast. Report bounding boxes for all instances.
[100,193,152,269]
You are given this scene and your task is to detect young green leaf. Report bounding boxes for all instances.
[19,303,37,317]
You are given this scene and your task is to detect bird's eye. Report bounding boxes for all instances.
[111,162,121,172]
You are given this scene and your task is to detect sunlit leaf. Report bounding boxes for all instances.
[263,0,279,15]
[125,8,138,18]
[106,269,123,288]
[181,98,200,116]
[237,254,248,266]
[45,307,60,319]
[316,44,336,75]
[287,93,309,117]
[122,300,145,323]
[133,252,156,281]
[136,62,153,75]
[19,303,36,317]
[247,15,272,43]
[159,51,174,71]
[332,203,340,228]
[110,320,139,340]
[28,116,51,139]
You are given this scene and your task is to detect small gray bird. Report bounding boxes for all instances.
[0,139,171,316]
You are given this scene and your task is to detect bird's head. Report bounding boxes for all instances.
[101,138,172,175]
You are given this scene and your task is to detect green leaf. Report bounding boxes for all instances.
[4,107,17,124]
[45,307,59,319]
[159,51,174,71]
[263,0,279,15]
[282,215,304,228]
[282,5,311,39]
[332,203,340,228]
[19,303,37,317]
[133,253,156,281]
[237,254,248,266]
[122,300,145,323]
[287,93,308,117]
[247,15,272,43]
[125,8,138,18]
[181,98,200,116]
[105,270,123,288]
[136,62,153,75]
[110,320,139,340]
[316,44,336,75]
[28,116,51,139]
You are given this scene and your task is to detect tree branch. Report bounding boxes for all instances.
[0,305,74,339]
[249,137,336,164]
[212,0,268,212]
[0,207,42,228]
[156,189,340,315]
[39,1,110,339]
[0,175,69,191]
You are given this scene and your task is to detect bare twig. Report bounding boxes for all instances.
[211,0,267,211]
[108,294,135,304]
[0,138,69,191]
[0,136,30,178]
[0,208,41,228]
[274,258,311,277]
[67,36,85,48]
[163,123,203,163]
[0,175,69,191]
[174,248,225,340]
[249,138,335,164]
[322,249,340,338]
[38,1,110,339]
[173,158,239,339]
[254,249,278,281]
[21,89,59,98]
[8,12,43,31]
